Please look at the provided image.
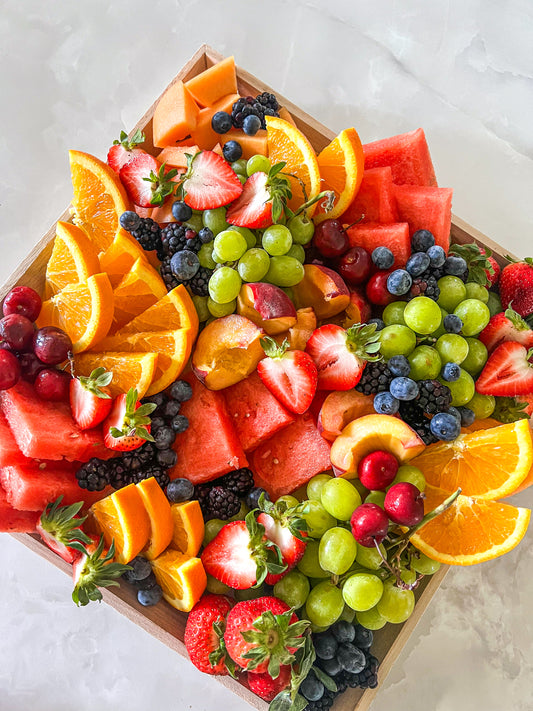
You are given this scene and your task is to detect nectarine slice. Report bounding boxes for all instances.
[237,283,297,336]
[292,264,350,320]
[318,391,376,442]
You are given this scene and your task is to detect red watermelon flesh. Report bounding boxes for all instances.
[0,410,27,467]
[250,413,332,499]
[341,167,398,225]
[0,381,113,462]
[222,371,295,452]
[0,483,39,532]
[168,375,248,485]
[346,223,411,266]
[393,185,453,253]
[363,129,437,187]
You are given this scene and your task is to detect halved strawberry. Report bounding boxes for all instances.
[247,664,292,702]
[103,388,156,451]
[479,307,533,353]
[226,163,292,229]
[257,337,317,415]
[70,367,113,430]
[72,535,129,606]
[36,497,92,564]
[257,496,307,585]
[305,322,382,390]
[184,594,235,675]
[476,342,533,396]
[119,153,178,207]
[179,150,243,210]
[107,129,146,173]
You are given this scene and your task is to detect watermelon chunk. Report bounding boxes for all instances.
[0,381,113,462]
[0,483,39,532]
[341,167,398,225]
[169,375,248,485]
[346,223,411,266]
[250,413,332,499]
[393,185,453,253]
[363,129,437,187]
[0,410,27,467]
[222,372,295,452]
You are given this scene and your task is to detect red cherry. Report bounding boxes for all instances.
[18,352,47,382]
[365,271,395,306]
[350,503,390,548]
[33,327,72,365]
[384,482,424,527]
[338,246,371,285]
[0,314,35,351]
[3,286,42,322]
[358,450,399,491]
[34,368,71,402]
[313,219,349,258]
[0,349,21,390]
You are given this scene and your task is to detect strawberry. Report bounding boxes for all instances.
[257,337,317,415]
[178,150,243,210]
[479,247,500,287]
[184,594,235,675]
[492,396,532,423]
[500,257,533,317]
[200,512,286,590]
[257,496,308,585]
[119,152,178,207]
[478,307,533,353]
[476,342,533,396]
[247,664,292,702]
[226,163,291,229]
[72,534,129,606]
[70,367,113,430]
[103,388,156,451]
[305,322,382,390]
[223,596,310,677]
[449,243,496,287]
[107,129,146,173]
[36,496,93,564]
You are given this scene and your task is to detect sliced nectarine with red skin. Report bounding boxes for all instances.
[318,390,376,441]
[288,307,317,351]
[344,288,371,327]
[237,283,296,336]
[292,264,350,320]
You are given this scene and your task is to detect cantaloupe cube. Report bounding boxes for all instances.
[153,80,200,148]
[185,56,238,108]
[191,93,240,151]
[157,145,199,169]
[221,129,268,159]
[278,107,297,127]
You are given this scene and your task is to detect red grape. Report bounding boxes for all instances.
[338,246,371,285]
[3,286,42,322]
[358,450,399,491]
[34,368,71,401]
[0,350,21,390]
[313,219,349,258]
[33,327,72,365]
[384,482,424,527]
[0,314,35,351]
[350,503,389,547]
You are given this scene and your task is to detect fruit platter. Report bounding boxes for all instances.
[1,44,532,711]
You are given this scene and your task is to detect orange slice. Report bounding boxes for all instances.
[411,420,533,500]
[69,150,131,254]
[45,221,101,298]
[116,284,199,335]
[151,549,207,612]
[89,483,151,564]
[136,477,174,560]
[410,485,531,565]
[265,116,321,216]
[111,258,167,333]
[74,351,157,399]
[314,128,365,223]
[37,272,113,353]
[169,500,205,558]
[99,229,148,288]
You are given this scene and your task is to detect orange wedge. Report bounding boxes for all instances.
[116,285,199,335]
[90,483,151,564]
[136,477,174,560]
[37,272,113,353]
[99,229,148,288]
[45,221,101,298]
[69,150,131,254]
[409,485,531,565]
[111,258,167,333]
[74,351,157,399]
[265,116,321,216]
[169,500,205,558]
[411,420,533,500]
[314,128,365,223]
[151,549,207,611]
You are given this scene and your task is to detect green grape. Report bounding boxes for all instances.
[392,465,426,492]
[453,299,490,336]
[320,478,362,521]
[364,491,386,508]
[206,574,232,595]
[198,242,217,269]
[287,213,315,245]
[306,473,334,502]
[464,282,489,303]
[286,244,306,263]
[376,580,415,623]
[343,573,384,612]
[273,570,310,609]
[297,540,330,578]
[430,308,448,339]
[352,478,369,499]
[355,542,386,571]
[207,297,237,317]
[408,345,442,380]
[300,500,336,538]
[319,527,358,575]
[229,502,249,522]
[382,301,407,326]
[466,392,495,419]
[487,291,503,317]
[235,586,265,602]
[277,495,300,509]
[231,226,257,250]
[231,159,248,175]
[183,213,204,232]
[411,553,441,575]
[203,519,226,546]
[339,605,356,623]
[356,606,387,630]
[435,334,469,364]
[400,567,417,585]
[246,154,271,176]
[203,207,229,236]
[403,296,442,335]
[461,337,488,376]
[305,581,345,627]
[237,248,270,282]
[237,174,247,185]
[262,225,293,256]
[310,623,330,633]
[440,367,475,407]
[281,286,295,302]
[379,325,417,358]
[212,247,225,264]
[192,294,210,322]
[266,256,305,287]
[208,268,242,304]
[437,276,467,312]
[214,230,248,262]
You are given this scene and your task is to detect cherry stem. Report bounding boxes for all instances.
[401,488,462,541]
[292,190,336,217]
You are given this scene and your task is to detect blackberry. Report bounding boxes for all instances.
[194,484,212,517]
[160,256,182,291]
[208,486,241,520]
[408,275,440,301]
[121,442,158,473]
[108,460,133,489]
[219,467,254,495]
[303,690,335,711]
[127,217,162,253]
[132,464,169,489]
[336,653,378,689]
[161,223,189,258]
[76,458,112,491]
[230,93,280,130]
[399,402,438,445]
[188,266,212,297]
[355,361,393,395]
[424,265,445,282]
[417,379,452,414]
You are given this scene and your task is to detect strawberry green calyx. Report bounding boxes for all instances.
[265,163,293,224]
[113,128,145,150]
[504,306,530,332]
[78,367,113,399]
[270,634,316,711]
[145,162,179,206]
[72,537,130,607]
[209,621,237,678]
[38,497,92,553]
[259,493,308,542]
[245,510,287,587]
[492,396,531,424]
[345,322,382,361]
[109,388,156,443]
[449,242,494,286]
[260,336,290,359]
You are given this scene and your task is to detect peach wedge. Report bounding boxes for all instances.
[237,282,297,336]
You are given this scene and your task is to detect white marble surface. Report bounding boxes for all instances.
[1,1,532,709]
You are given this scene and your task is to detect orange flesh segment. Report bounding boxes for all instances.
[99,229,148,288]
[153,80,200,148]
[185,56,237,107]
[111,258,167,333]
[45,221,101,297]
[74,351,158,399]
[136,477,174,560]
[151,549,207,612]
[116,285,199,335]
[169,500,205,558]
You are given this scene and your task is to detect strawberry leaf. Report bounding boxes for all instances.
[312,665,337,692]
[113,128,145,150]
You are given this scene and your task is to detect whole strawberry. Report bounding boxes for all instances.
[184,594,235,675]
[499,257,533,317]
[247,664,292,702]
[479,247,500,287]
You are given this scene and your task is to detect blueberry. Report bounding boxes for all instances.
[388,355,411,378]
[120,210,140,231]
[427,244,446,268]
[122,556,152,583]
[198,227,214,244]
[430,412,461,441]
[135,571,158,590]
[171,200,193,223]
[442,362,461,382]
[150,416,166,432]
[211,111,232,134]
[458,406,476,426]
[444,255,467,276]
[331,620,355,644]
[352,625,373,649]
[137,585,163,606]
[411,229,435,252]
[166,478,194,503]
[314,632,338,660]
[146,392,166,410]
[222,140,243,163]
[170,250,200,281]
[371,247,394,270]
[169,380,193,402]
[406,252,431,277]
[243,114,262,136]
[246,487,269,510]
[390,377,419,401]
[387,269,412,296]
[300,673,324,702]
[447,406,462,421]
[163,399,181,419]
[171,414,189,433]
[153,425,176,450]
[443,314,463,333]
[319,656,342,676]
[374,391,400,415]
[157,448,177,468]
[368,318,385,331]
[338,643,367,674]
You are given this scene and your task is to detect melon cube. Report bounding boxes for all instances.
[0,411,27,467]
[346,223,411,266]
[394,185,453,253]
[0,483,39,532]
[341,167,398,225]
[153,80,200,148]
[363,128,437,187]
[185,56,238,108]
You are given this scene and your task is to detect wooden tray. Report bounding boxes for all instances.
[3,44,514,711]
